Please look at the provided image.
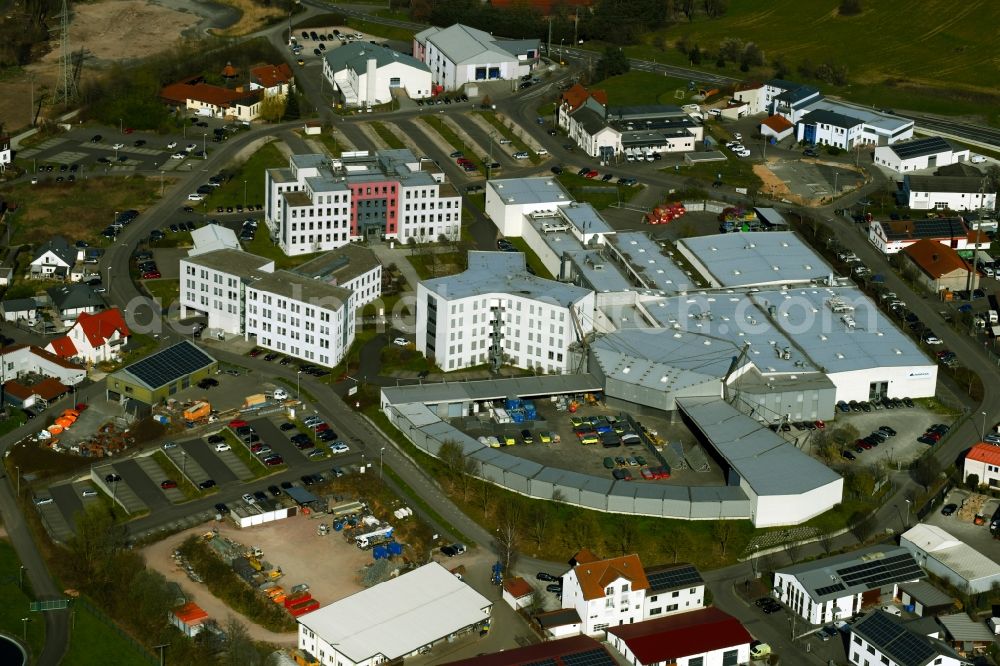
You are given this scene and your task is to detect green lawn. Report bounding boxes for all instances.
[142,279,179,310]
[593,70,697,106]
[420,117,485,177]
[474,112,541,164]
[151,451,200,501]
[221,429,277,479]
[369,121,406,150]
[241,229,324,270]
[0,410,27,437]
[556,172,643,210]
[406,251,466,280]
[345,17,415,41]
[380,345,440,375]
[63,601,155,666]
[596,0,1000,123]
[203,141,286,210]
[670,158,764,191]
[0,540,46,658]
[117,333,158,367]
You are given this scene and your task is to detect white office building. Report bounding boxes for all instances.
[849,610,969,666]
[297,562,491,666]
[416,251,595,373]
[265,150,461,256]
[323,42,432,107]
[903,174,996,211]
[412,24,539,91]
[774,546,924,625]
[181,246,381,366]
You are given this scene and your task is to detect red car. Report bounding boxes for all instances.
[653,467,671,479]
[160,480,177,489]
[314,423,330,432]
[640,467,654,480]
[856,438,873,450]
[229,419,247,428]
[263,456,284,466]
[124,127,134,134]
[142,271,161,279]
[248,347,263,357]
[585,170,599,179]
[75,403,88,412]
[250,443,265,453]
[814,420,826,429]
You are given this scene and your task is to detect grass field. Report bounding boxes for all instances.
[0,540,46,658]
[475,112,540,164]
[345,17,415,41]
[671,158,764,191]
[204,140,285,210]
[369,121,406,150]
[556,172,642,210]
[241,230,323,270]
[142,279,179,310]
[420,117,486,177]
[504,237,555,280]
[594,70,697,106]
[406,251,466,280]
[63,601,156,666]
[591,1,1000,122]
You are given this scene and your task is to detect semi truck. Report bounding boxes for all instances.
[354,526,393,549]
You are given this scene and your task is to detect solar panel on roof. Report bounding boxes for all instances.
[892,136,951,160]
[125,342,214,389]
[646,565,703,592]
[561,649,616,666]
[858,612,936,666]
[815,582,846,596]
[523,659,557,666]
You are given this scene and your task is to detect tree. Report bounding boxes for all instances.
[284,91,301,120]
[607,519,640,557]
[479,475,494,517]
[438,439,464,481]
[830,424,860,446]
[914,456,941,492]
[772,55,789,79]
[677,0,696,21]
[528,502,550,547]
[67,504,129,590]
[595,46,630,80]
[839,0,863,15]
[713,520,736,558]
[849,510,876,542]
[703,0,727,18]
[460,456,479,501]
[661,528,691,563]
[718,38,743,63]
[495,499,522,574]
[689,44,703,65]
[222,616,260,666]
[566,509,599,550]
[258,95,286,122]
[965,473,979,490]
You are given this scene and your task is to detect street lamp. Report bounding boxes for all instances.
[202,133,207,159]
[106,266,112,296]
[15,465,19,496]
[903,499,911,528]
[21,617,29,641]
[296,370,302,399]
[379,446,386,481]
[980,411,987,441]
[243,180,247,208]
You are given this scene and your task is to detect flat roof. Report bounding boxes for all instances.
[610,232,694,293]
[381,374,603,406]
[488,177,572,206]
[292,244,381,284]
[421,251,592,305]
[558,202,615,236]
[182,249,274,277]
[677,397,842,497]
[298,562,491,662]
[248,270,351,309]
[679,231,833,287]
[775,545,922,602]
[441,635,611,666]
[805,99,913,134]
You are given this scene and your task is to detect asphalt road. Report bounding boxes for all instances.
[247,417,310,465]
[114,459,171,511]
[179,438,238,486]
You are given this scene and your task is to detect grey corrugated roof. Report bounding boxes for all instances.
[679,231,833,287]
[898,581,954,608]
[324,42,429,76]
[677,397,841,497]
[421,251,592,304]
[419,24,530,65]
[937,614,995,642]
[801,109,862,129]
[776,546,922,603]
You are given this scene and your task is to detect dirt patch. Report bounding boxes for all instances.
[142,513,375,642]
[753,161,795,201]
[209,0,283,37]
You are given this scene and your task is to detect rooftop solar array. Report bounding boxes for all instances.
[856,612,936,666]
[882,217,966,242]
[123,341,214,390]
[815,582,846,597]
[646,565,703,592]
[891,136,952,160]
[836,553,922,590]
[523,660,557,666]
[561,648,617,666]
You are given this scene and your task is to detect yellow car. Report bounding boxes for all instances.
[570,416,584,428]
[580,434,599,445]
[297,59,304,66]
[538,431,552,444]
[501,434,516,446]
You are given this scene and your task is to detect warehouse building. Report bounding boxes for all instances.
[322,42,432,108]
[874,136,971,174]
[900,524,1000,595]
[413,23,538,91]
[106,341,217,408]
[297,562,492,666]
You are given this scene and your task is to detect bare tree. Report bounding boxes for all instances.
[222,616,260,666]
[607,519,640,557]
[495,500,522,574]
[460,456,479,502]
[479,476,494,518]
[662,528,692,563]
[713,520,736,559]
[528,503,550,547]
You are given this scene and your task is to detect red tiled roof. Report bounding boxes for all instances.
[48,336,78,358]
[28,345,85,370]
[570,547,599,565]
[172,602,209,625]
[74,308,129,348]
[607,607,753,664]
[221,62,238,78]
[902,238,970,279]
[160,81,260,108]
[3,380,33,400]
[503,576,533,598]
[560,83,607,113]
[762,115,793,132]
[967,442,1000,467]
[251,63,293,88]
[31,377,69,401]
[574,553,649,601]
[441,635,609,666]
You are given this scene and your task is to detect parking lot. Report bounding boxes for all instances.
[926,488,999,552]
[821,401,952,467]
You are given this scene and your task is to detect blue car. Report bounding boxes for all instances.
[836,400,850,413]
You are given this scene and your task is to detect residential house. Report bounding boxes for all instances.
[962,442,1000,488]
[563,102,703,160]
[773,545,924,625]
[160,77,263,121]
[30,236,78,279]
[413,24,538,91]
[849,610,970,666]
[560,553,650,635]
[2,377,69,409]
[0,344,86,387]
[249,63,294,97]
[900,524,1000,595]
[901,239,976,293]
[874,137,971,174]
[769,81,823,122]
[641,563,706,618]
[557,83,608,129]
[501,577,534,611]
[169,602,209,638]
[46,308,130,364]
[416,251,595,373]
[47,284,105,321]
[0,135,10,170]
[902,174,996,211]
[606,607,752,666]
[322,43,431,107]
[0,298,38,323]
[868,217,977,254]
